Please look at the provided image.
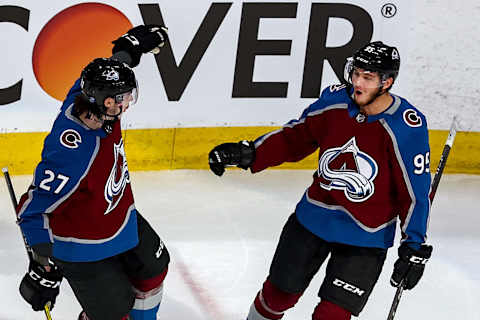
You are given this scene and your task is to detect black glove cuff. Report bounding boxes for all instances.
[32,243,53,259]
[398,243,432,264]
[237,140,256,170]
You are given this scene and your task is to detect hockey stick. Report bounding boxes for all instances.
[2,167,53,320]
[386,116,458,320]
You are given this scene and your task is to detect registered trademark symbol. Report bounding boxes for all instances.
[381,3,397,18]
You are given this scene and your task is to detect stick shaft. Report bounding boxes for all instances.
[2,167,19,212]
[2,168,53,320]
[387,282,404,320]
[2,167,31,257]
[430,118,457,201]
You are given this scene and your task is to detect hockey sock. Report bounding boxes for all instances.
[312,300,351,320]
[129,268,168,320]
[247,279,302,320]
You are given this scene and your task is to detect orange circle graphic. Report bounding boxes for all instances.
[32,3,133,101]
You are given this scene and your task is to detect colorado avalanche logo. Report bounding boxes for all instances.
[403,109,422,127]
[318,137,378,202]
[60,129,82,149]
[102,69,119,81]
[104,139,130,214]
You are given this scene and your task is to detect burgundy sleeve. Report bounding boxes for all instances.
[250,108,320,173]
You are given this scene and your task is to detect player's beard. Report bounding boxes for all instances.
[353,86,383,107]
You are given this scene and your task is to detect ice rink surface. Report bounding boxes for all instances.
[0,170,479,320]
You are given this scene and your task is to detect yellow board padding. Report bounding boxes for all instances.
[0,131,48,176]
[0,127,478,175]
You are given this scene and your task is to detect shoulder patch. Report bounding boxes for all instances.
[60,129,82,149]
[329,84,347,92]
[403,109,422,128]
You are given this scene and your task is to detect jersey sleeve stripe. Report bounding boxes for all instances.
[42,213,53,242]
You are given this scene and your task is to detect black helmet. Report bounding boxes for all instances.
[344,41,400,84]
[79,58,137,133]
[80,58,137,108]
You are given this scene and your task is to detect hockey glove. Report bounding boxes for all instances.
[19,258,62,311]
[208,140,255,176]
[390,243,432,290]
[112,24,168,67]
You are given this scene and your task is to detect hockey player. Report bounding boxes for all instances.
[17,25,170,320]
[208,41,433,320]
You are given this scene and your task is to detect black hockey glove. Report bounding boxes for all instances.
[208,140,256,176]
[390,243,432,290]
[19,258,62,311]
[112,24,168,67]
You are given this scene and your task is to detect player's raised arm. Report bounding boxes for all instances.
[111,24,168,67]
[16,25,171,320]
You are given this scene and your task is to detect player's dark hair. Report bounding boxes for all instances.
[72,94,95,117]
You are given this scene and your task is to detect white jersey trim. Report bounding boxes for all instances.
[379,119,420,242]
[305,192,397,233]
[384,95,402,115]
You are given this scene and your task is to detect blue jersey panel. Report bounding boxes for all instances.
[383,102,431,247]
[296,193,397,248]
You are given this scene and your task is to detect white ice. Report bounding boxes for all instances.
[1,170,479,320]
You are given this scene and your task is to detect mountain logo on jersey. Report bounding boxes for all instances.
[104,138,130,214]
[318,137,378,202]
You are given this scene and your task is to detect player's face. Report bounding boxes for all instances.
[117,91,134,113]
[103,91,135,121]
[351,68,382,106]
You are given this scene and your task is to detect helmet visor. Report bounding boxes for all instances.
[114,88,137,106]
[114,79,139,106]
[350,67,384,89]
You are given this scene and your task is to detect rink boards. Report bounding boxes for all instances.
[0,127,478,175]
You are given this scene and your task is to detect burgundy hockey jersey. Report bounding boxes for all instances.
[17,80,138,262]
[251,84,431,249]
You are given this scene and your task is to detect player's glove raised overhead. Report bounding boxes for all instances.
[19,256,63,311]
[112,24,168,67]
[208,140,256,176]
[390,243,432,290]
